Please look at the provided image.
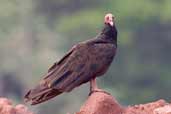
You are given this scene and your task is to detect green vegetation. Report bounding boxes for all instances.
[0,0,171,114]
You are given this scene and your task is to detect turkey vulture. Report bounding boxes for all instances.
[25,13,117,105]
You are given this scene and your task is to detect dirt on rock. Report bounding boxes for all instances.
[123,99,171,114]
[0,98,34,114]
[1,93,171,114]
[76,92,171,114]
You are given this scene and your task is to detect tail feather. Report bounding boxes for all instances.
[24,85,62,105]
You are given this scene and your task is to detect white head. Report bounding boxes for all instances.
[104,13,115,26]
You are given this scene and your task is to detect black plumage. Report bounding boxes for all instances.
[25,13,118,105]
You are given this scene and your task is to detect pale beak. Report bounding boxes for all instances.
[109,21,114,26]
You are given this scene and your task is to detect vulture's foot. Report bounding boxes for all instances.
[89,89,110,96]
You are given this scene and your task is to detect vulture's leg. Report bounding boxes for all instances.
[89,77,110,95]
[90,77,98,91]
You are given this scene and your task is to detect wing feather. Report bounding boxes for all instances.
[48,42,116,92]
[25,41,116,105]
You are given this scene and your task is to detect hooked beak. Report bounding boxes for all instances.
[109,21,114,26]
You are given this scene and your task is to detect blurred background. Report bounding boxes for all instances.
[0,0,171,113]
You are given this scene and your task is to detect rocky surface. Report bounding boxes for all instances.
[76,92,171,114]
[0,98,34,114]
[1,94,171,114]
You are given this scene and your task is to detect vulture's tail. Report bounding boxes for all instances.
[24,84,62,105]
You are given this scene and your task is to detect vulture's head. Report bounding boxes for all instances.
[104,13,115,26]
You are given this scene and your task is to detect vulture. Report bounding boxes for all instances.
[25,13,118,105]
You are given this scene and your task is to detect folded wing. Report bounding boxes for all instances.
[24,41,116,105]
